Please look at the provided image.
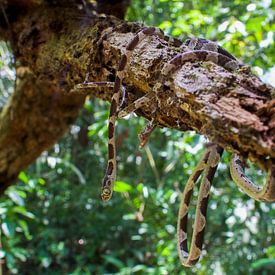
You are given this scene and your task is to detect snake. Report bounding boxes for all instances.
[79,27,181,201]
[99,27,167,201]
[73,27,275,266]
[230,155,275,202]
[177,144,223,266]
[159,38,275,265]
[117,32,275,265]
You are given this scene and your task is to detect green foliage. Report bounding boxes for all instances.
[127,0,275,75]
[0,0,274,274]
[252,246,275,272]
[0,172,43,273]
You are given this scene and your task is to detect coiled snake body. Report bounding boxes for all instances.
[177,144,224,266]
[74,27,275,267]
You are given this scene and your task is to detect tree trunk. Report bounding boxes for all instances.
[0,0,274,192]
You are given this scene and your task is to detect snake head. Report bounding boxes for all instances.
[101,177,113,202]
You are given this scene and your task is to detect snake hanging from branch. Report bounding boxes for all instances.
[72,26,275,267]
[76,26,182,201]
[177,144,223,266]
[98,27,167,201]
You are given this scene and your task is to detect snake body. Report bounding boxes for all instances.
[155,43,240,266]
[230,155,275,202]
[117,33,275,265]
[164,38,275,264]
[101,27,166,201]
[110,32,243,266]
[73,27,275,267]
[178,144,223,266]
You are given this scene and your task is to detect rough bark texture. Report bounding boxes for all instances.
[0,0,274,192]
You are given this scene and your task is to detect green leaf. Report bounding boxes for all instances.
[84,100,93,112]
[15,190,27,199]
[18,219,32,240]
[0,207,7,215]
[251,258,275,269]
[18,171,28,183]
[2,222,13,237]
[13,206,35,219]
[136,183,144,193]
[113,181,133,193]
[171,27,183,36]
[12,248,28,262]
[103,255,125,269]
[7,191,24,206]
[122,213,135,220]
[38,178,46,185]
[267,246,275,257]
[159,20,172,30]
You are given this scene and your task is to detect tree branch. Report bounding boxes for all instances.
[0,2,274,192]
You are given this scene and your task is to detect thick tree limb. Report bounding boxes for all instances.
[0,2,274,192]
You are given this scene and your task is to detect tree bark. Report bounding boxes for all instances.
[0,1,274,192]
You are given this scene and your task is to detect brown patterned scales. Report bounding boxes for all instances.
[230,155,275,202]
[177,144,223,266]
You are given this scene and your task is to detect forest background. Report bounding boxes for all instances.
[0,0,274,274]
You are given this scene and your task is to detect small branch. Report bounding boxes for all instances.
[144,145,161,185]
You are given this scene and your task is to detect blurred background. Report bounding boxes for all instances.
[0,0,274,274]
